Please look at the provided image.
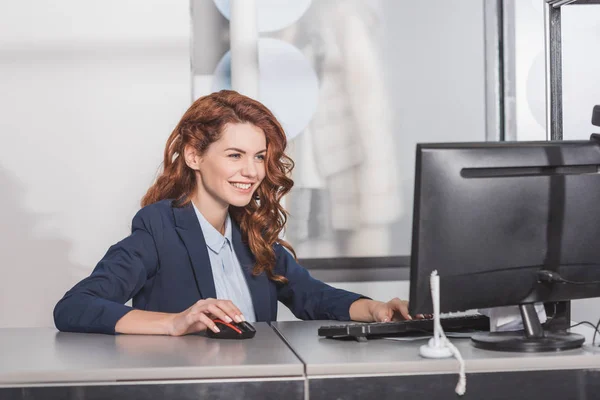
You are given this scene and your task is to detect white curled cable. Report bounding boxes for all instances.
[436,326,466,395]
[419,270,467,396]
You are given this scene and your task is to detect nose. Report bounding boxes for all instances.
[241,158,258,179]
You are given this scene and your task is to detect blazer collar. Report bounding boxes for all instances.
[173,203,217,300]
[172,202,271,321]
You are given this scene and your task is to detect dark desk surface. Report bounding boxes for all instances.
[0,323,303,385]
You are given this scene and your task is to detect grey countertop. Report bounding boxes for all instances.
[0,323,303,385]
[272,320,600,376]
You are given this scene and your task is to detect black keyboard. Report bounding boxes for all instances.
[318,314,490,342]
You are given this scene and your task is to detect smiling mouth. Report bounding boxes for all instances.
[230,182,253,190]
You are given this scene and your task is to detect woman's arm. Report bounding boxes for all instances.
[115,298,246,336]
[348,298,377,322]
[275,244,366,320]
[53,210,160,334]
[54,207,249,335]
[115,310,174,334]
[349,297,412,322]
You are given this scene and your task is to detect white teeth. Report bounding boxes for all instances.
[231,182,251,190]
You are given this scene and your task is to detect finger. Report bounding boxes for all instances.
[375,308,393,322]
[181,311,217,335]
[193,299,244,323]
[196,312,220,333]
[191,298,213,314]
[187,320,210,335]
[416,314,433,319]
[216,300,245,323]
[205,304,234,324]
[390,298,412,320]
[374,302,394,322]
[194,298,215,307]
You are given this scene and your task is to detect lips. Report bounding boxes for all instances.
[229,182,253,191]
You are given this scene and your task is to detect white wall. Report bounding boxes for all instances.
[0,1,191,328]
[383,0,487,254]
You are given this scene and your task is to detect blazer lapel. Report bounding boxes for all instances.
[173,203,217,299]
[231,222,271,322]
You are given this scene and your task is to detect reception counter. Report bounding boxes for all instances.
[2,321,599,399]
[273,320,600,400]
[0,323,304,400]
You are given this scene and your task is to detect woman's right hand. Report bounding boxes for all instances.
[168,298,245,336]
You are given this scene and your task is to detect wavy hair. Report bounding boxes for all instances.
[142,90,295,283]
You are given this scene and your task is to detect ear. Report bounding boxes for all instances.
[184,145,202,170]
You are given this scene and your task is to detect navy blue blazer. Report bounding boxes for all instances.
[54,199,364,334]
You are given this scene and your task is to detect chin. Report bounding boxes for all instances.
[228,196,254,208]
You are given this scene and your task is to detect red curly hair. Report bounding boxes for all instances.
[142,90,295,283]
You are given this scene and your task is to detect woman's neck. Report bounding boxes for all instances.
[191,194,228,235]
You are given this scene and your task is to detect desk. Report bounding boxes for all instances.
[3,322,600,400]
[272,320,600,400]
[0,323,304,400]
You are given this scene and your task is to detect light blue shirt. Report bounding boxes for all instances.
[192,204,256,322]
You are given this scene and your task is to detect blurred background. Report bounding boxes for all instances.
[0,0,599,327]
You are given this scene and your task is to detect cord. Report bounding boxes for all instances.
[437,327,466,395]
[538,271,600,346]
[569,319,600,346]
[537,270,600,285]
[431,271,466,395]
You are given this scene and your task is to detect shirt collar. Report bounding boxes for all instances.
[191,203,232,253]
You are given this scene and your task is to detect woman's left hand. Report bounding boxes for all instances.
[369,297,412,322]
[350,298,433,322]
[368,298,433,322]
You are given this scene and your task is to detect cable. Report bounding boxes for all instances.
[419,271,466,395]
[538,271,600,346]
[570,320,599,332]
[569,319,600,346]
[537,270,600,285]
[438,325,466,395]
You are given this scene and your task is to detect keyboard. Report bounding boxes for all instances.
[318,314,490,342]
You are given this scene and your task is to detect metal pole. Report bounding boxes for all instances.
[484,0,504,141]
[543,1,563,140]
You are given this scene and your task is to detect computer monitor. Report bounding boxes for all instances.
[408,137,600,352]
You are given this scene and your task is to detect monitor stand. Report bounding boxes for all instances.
[471,304,585,352]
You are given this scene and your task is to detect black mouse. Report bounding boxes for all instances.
[205,319,256,339]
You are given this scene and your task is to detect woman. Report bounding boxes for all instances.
[53,90,412,336]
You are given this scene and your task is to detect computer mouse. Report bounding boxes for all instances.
[205,319,256,339]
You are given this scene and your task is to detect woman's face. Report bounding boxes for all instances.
[191,122,267,209]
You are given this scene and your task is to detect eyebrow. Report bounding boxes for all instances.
[224,147,267,155]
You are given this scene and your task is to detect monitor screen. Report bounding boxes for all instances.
[408,139,600,351]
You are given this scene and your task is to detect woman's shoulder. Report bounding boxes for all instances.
[137,199,175,216]
[132,199,177,230]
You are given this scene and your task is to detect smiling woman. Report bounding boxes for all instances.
[53,90,414,337]
[141,90,295,285]
[186,123,268,215]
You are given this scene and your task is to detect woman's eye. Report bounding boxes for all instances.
[256,154,265,161]
[228,153,241,159]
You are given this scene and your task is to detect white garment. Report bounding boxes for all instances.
[479,304,547,332]
[282,1,401,255]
